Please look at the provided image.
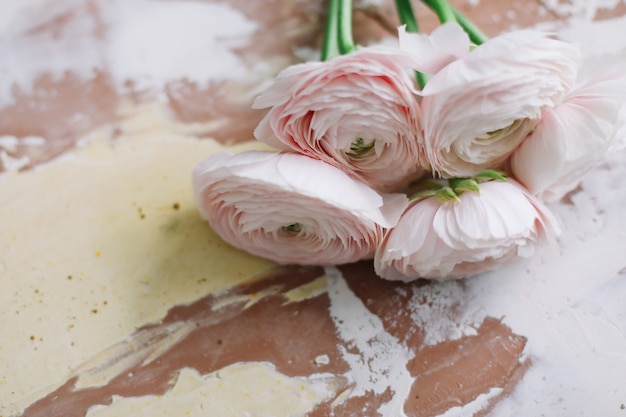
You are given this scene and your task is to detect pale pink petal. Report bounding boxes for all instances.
[398,23,470,75]
[374,198,440,280]
[253,115,292,151]
[510,109,568,195]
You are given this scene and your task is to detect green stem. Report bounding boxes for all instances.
[321,0,341,61]
[394,0,429,89]
[422,0,456,24]
[394,0,419,33]
[337,0,355,54]
[452,8,488,45]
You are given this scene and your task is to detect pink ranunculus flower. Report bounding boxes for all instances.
[511,57,626,201]
[252,47,424,192]
[374,179,560,281]
[193,150,409,265]
[400,23,580,178]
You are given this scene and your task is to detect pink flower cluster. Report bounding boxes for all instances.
[193,23,626,281]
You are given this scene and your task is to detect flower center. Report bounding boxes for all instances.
[475,119,524,143]
[346,137,375,158]
[281,223,303,234]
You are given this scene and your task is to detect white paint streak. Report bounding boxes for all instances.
[0,151,29,172]
[0,136,19,152]
[324,266,414,416]
[0,0,103,107]
[436,388,503,417]
[408,281,482,346]
[0,135,47,152]
[0,0,257,107]
[540,0,623,19]
[104,0,257,93]
[463,150,626,417]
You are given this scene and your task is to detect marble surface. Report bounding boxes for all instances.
[2,1,626,416]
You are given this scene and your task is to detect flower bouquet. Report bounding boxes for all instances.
[192,0,626,281]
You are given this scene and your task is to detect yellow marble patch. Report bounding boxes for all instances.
[0,104,275,411]
[84,363,341,417]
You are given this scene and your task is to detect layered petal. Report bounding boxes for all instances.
[193,151,409,265]
[253,46,424,192]
[512,56,626,200]
[412,29,580,178]
[374,180,559,281]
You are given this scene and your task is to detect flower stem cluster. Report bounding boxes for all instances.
[322,0,355,60]
[192,0,626,281]
[410,170,506,203]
